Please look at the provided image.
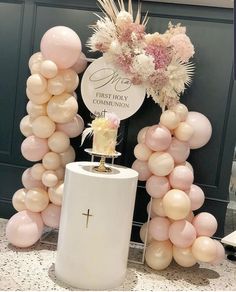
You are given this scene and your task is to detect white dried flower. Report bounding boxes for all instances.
[131,54,155,81]
[116,11,133,29]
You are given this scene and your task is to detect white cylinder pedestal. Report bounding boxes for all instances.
[55,162,138,290]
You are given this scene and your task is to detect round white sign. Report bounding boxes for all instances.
[81,57,146,120]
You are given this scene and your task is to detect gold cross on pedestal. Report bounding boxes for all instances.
[82,209,93,228]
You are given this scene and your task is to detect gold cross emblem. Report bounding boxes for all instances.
[82,209,93,228]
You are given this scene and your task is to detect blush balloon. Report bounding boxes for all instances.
[71,52,88,74]
[48,180,64,206]
[174,122,194,142]
[146,175,170,199]
[20,115,33,137]
[134,143,152,161]
[137,126,150,144]
[148,152,174,177]
[56,114,84,138]
[41,203,61,228]
[21,135,49,162]
[170,103,188,121]
[162,189,191,220]
[187,184,205,211]
[26,88,51,105]
[169,165,194,191]
[192,236,217,262]
[6,210,44,248]
[139,222,153,244]
[42,152,61,170]
[149,217,171,241]
[40,60,58,79]
[60,146,76,166]
[12,188,27,212]
[25,188,49,212]
[42,170,58,187]
[173,246,197,267]
[32,116,56,139]
[26,101,47,119]
[152,198,166,217]
[145,240,173,270]
[160,110,180,130]
[185,112,212,149]
[22,168,45,189]
[62,69,79,93]
[40,26,82,69]
[192,212,218,237]
[132,159,152,181]
[146,201,157,218]
[167,138,190,164]
[48,131,70,153]
[209,240,225,265]
[145,125,172,151]
[47,74,66,95]
[169,220,196,248]
[31,163,46,180]
[28,52,44,69]
[26,74,47,95]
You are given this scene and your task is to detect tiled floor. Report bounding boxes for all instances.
[0,219,236,291]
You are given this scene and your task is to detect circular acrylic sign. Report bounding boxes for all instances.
[81,57,146,120]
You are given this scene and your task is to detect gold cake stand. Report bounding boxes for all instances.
[84,148,121,173]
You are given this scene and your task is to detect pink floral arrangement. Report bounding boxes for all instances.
[87,0,195,109]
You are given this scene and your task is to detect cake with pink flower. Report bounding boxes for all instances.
[91,113,120,155]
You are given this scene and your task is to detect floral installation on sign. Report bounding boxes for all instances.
[87,0,195,109]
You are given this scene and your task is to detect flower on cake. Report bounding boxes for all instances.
[87,0,195,108]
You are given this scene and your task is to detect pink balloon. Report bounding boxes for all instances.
[149,217,171,241]
[146,201,157,218]
[56,114,84,138]
[132,159,152,181]
[185,112,212,149]
[192,212,218,237]
[146,175,170,199]
[169,220,196,248]
[210,240,225,265]
[22,168,45,189]
[169,165,194,190]
[167,138,190,164]
[41,203,61,228]
[186,184,205,211]
[71,52,88,74]
[145,124,172,152]
[6,210,44,247]
[40,26,82,69]
[21,135,49,162]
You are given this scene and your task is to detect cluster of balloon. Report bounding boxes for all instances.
[132,104,225,270]
[6,26,87,248]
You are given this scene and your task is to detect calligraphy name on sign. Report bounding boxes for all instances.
[81,57,146,120]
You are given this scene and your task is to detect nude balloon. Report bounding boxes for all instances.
[12,188,27,212]
[169,165,194,191]
[47,73,66,95]
[42,152,61,170]
[6,210,44,248]
[174,122,194,142]
[146,201,157,218]
[26,88,51,105]
[47,93,78,123]
[163,189,191,220]
[149,217,171,241]
[31,163,46,180]
[28,52,44,69]
[48,131,70,153]
[32,116,56,139]
[134,143,152,161]
[62,69,79,92]
[139,222,153,244]
[60,146,76,167]
[148,152,174,177]
[26,74,47,95]
[21,136,49,162]
[56,114,84,138]
[192,212,218,237]
[26,101,47,119]
[192,236,217,262]
[173,246,197,267]
[71,52,88,74]
[145,240,173,270]
[187,184,205,211]
[210,240,225,265]
[55,167,65,180]
[132,159,152,181]
[167,138,190,164]
[22,168,45,189]
[40,26,82,69]
[160,110,180,130]
[42,170,58,187]
[185,112,212,149]
[152,198,166,217]
[169,220,196,248]
[145,125,172,151]
[41,203,61,228]
[137,126,150,144]
[40,60,58,79]
[25,188,49,212]
[20,115,33,137]
[171,103,188,121]
[146,175,170,199]
[30,62,42,74]
[48,180,64,206]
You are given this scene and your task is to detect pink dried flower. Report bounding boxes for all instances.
[106,112,120,128]
[149,70,169,88]
[169,34,195,62]
[116,54,132,73]
[145,44,172,70]
[118,23,145,43]
[95,42,110,53]
[131,75,143,85]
